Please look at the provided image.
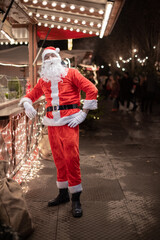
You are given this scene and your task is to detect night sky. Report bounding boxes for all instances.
[73,0,160,67]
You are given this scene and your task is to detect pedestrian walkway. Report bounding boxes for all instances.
[24,97,160,240]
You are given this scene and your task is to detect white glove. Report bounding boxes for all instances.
[68,110,87,128]
[23,102,37,119]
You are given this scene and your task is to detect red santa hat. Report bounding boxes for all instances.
[42,46,61,61]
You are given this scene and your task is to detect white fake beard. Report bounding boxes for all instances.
[40,58,68,83]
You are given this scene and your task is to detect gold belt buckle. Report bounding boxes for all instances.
[53,105,58,111]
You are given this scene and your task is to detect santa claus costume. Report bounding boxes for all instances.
[19,47,98,217]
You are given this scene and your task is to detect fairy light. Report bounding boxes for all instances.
[61,3,66,8]
[63,26,67,30]
[51,15,55,20]
[96,32,99,36]
[70,5,75,10]
[99,9,104,15]
[51,24,54,28]
[51,2,57,7]
[59,17,63,21]
[67,18,71,22]
[36,13,40,17]
[33,0,38,4]
[82,20,86,25]
[38,22,41,26]
[42,1,47,6]
[116,53,149,67]
[44,14,48,19]
[80,6,85,11]
[89,8,94,13]
[90,22,94,27]
[23,0,28,2]
[0,101,46,185]
[74,19,78,24]
[116,61,120,68]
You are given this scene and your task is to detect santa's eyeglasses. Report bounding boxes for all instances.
[44,53,57,60]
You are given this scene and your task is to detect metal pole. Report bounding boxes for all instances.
[33,28,52,66]
[0,0,15,29]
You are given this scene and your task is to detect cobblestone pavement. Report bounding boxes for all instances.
[24,98,160,240]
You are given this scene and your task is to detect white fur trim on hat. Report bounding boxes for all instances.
[42,48,61,61]
[55,48,60,53]
[83,99,98,110]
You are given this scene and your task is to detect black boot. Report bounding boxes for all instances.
[48,188,70,207]
[71,191,83,218]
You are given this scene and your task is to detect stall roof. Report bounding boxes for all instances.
[0,0,125,43]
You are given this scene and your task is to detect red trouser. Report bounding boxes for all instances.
[48,125,82,193]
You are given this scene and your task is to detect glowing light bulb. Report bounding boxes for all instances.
[99,9,104,14]
[61,3,66,8]
[52,2,57,7]
[70,5,75,10]
[59,17,63,21]
[42,1,47,6]
[80,6,85,11]
[89,8,94,13]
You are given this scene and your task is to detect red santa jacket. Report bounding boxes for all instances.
[20,68,98,126]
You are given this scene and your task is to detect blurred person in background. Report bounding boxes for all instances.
[109,74,120,111]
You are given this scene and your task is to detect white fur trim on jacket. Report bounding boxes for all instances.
[83,99,98,110]
[68,183,83,194]
[56,181,68,189]
[42,111,81,126]
[19,97,33,107]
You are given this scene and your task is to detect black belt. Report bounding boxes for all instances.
[46,104,79,112]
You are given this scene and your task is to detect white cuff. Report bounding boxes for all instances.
[56,181,68,189]
[68,183,83,193]
[83,99,98,110]
[19,97,32,107]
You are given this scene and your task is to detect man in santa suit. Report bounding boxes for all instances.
[19,46,98,218]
